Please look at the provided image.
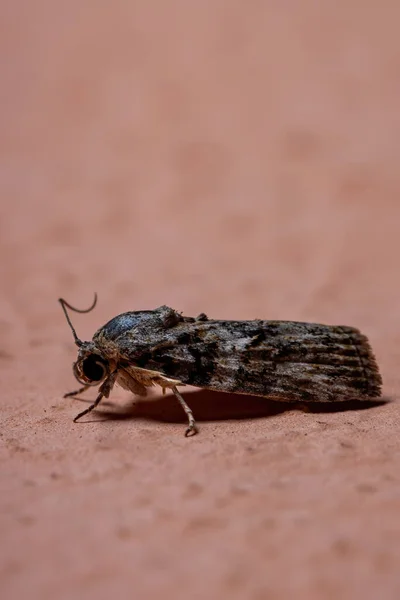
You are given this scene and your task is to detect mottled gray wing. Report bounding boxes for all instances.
[100,312,382,402]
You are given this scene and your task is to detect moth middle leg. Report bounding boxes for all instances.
[171,386,198,437]
[128,369,197,437]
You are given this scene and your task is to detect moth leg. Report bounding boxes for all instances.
[64,385,90,399]
[171,386,198,437]
[73,372,117,422]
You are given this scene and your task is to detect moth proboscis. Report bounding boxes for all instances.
[59,294,382,437]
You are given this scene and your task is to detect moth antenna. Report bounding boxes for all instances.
[58,293,98,347]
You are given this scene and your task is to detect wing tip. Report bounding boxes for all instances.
[346,329,383,398]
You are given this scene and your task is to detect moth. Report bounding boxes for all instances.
[59,295,382,436]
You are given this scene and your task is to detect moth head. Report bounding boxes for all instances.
[58,293,109,386]
[73,344,110,386]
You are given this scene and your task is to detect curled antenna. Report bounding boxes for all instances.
[58,293,98,347]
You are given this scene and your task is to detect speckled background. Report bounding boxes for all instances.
[1,2,400,599]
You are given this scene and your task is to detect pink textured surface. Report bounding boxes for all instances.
[1,2,400,599]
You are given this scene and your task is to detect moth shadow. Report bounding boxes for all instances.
[301,397,390,413]
[97,389,390,425]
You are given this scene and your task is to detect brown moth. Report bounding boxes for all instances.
[59,295,382,436]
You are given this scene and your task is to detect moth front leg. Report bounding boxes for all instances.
[64,384,90,399]
[73,371,117,422]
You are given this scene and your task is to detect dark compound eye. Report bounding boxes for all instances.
[81,355,107,382]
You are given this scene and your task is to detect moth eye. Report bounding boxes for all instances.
[81,356,107,382]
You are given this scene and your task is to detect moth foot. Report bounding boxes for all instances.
[185,421,199,437]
